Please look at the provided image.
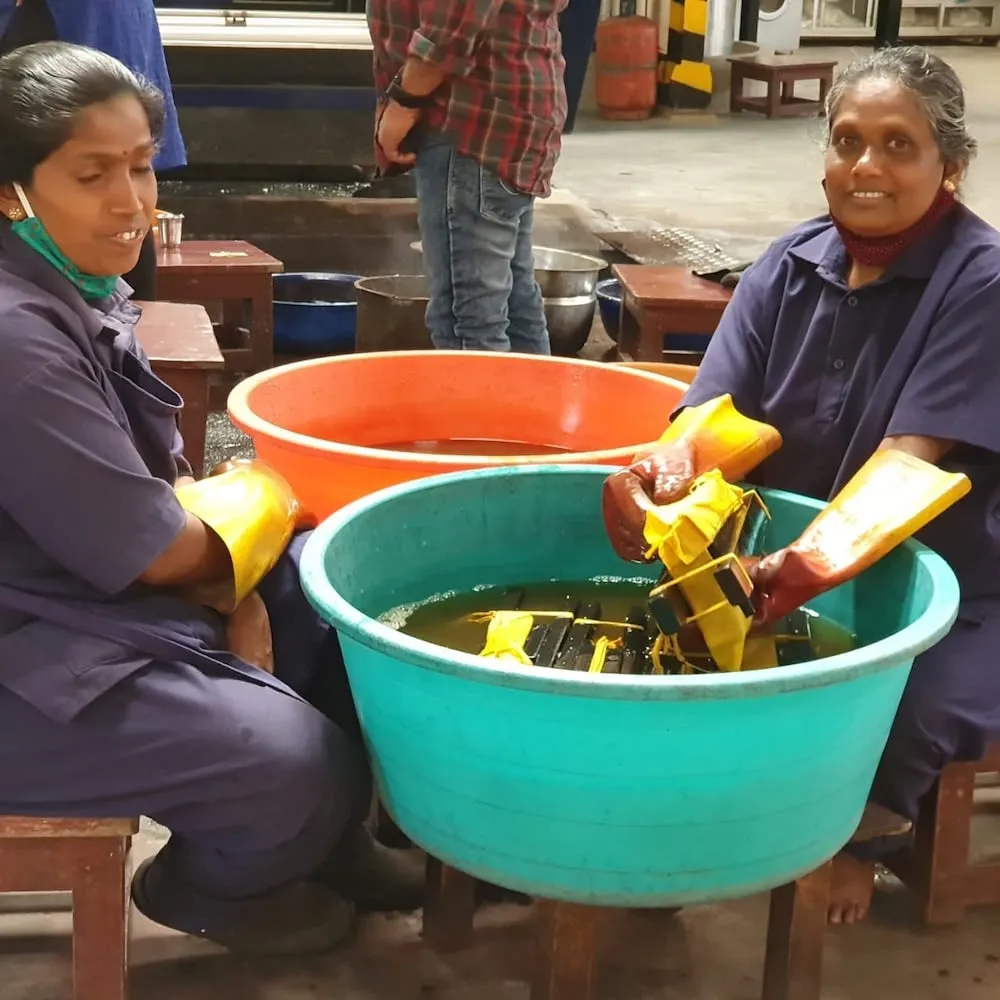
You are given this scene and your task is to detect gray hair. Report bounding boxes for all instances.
[824,46,977,174]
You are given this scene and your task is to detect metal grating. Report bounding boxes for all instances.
[600,225,745,273]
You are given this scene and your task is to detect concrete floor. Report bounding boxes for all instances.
[5,41,1000,1000]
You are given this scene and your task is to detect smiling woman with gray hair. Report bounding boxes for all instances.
[603,46,1000,925]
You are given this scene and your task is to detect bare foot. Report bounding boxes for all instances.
[828,852,875,925]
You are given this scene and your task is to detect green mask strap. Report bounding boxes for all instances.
[10,182,120,300]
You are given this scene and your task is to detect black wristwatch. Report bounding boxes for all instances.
[385,77,437,110]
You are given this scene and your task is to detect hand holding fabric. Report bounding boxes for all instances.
[602,441,697,562]
[602,395,783,564]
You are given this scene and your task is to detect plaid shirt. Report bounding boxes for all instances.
[367,0,568,198]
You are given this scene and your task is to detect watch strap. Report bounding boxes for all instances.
[386,78,436,110]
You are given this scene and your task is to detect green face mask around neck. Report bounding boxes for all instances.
[10,184,120,301]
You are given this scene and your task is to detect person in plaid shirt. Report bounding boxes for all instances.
[368,0,569,353]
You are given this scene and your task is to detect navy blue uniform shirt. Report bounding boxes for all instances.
[0,227,229,722]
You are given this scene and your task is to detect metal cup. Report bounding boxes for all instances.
[157,213,184,249]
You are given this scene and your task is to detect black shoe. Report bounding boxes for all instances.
[131,856,355,956]
[317,825,426,913]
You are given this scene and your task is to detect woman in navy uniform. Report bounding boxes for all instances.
[0,41,420,954]
[604,47,1000,924]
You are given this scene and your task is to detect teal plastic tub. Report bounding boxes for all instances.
[301,466,960,907]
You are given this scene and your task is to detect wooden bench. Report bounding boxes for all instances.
[612,264,732,363]
[156,239,283,381]
[887,741,1000,925]
[0,816,140,1000]
[135,300,225,478]
[729,55,837,120]
[422,802,910,1000]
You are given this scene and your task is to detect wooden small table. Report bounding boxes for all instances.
[729,55,837,119]
[612,264,732,362]
[155,240,283,379]
[135,301,225,477]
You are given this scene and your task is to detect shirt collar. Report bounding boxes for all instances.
[788,212,957,286]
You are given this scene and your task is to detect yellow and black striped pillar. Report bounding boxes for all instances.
[658,0,713,110]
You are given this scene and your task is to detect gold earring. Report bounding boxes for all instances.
[943,178,957,194]
[6,206,26,222]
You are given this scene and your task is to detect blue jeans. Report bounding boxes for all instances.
[415,140,550,354]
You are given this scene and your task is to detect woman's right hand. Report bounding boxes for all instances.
[226,590,274,674]
[602,441,697,562]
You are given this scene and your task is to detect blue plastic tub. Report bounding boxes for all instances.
[272,272,361,355]
[301,465,959,907]
[597,277,712,353]
[596,277,622,340]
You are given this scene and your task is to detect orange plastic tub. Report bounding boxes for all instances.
[618,361,699,385]
[228,351,687,521]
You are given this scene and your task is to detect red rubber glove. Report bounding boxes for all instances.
[748,545,832,626]
[602,441,697,562]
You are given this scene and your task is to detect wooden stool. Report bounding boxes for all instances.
[156,240,283,383]
[886,741,1000,925]
[422,803,909,1000]
[135,301,225,477]
[762,803,911,1000]
[728,55,837,119]
[0,816,140,1000]
[612,264,731,363]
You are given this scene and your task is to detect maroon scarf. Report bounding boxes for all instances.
[828,185,957,268]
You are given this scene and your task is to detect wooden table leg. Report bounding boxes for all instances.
[766,77,782,119]
[616,297,665,363]
[532,901,601,1000]
[249,283,275,374]
[72,837,129,1000]
[730,67,744,113]
[762,862,831,1000]
[158,368,210,478]
[423,859,477,951]
[914,764,976,925]
[819,72,832,104]
[637,318,668,362]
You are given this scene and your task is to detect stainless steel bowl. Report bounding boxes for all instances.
[354,275,431,353]
[405,244,606,356]
[531,246,606,298]
[544,296,598,356]
[533,247,605,355]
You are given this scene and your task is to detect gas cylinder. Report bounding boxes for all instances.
[594,15,659,121]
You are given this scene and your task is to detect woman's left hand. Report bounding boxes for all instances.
[226,590,274,673]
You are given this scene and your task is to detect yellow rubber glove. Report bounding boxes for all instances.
[175,459,300,615]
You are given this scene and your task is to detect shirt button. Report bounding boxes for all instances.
[847,295,858,306]
[832,358,845,371]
